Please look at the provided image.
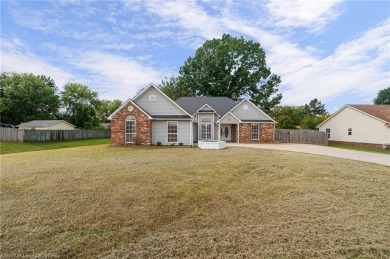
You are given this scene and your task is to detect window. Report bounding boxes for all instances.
[251,124,259,140]
[168,121,178,142]
[348,128,352,135]
[326,128,330,139]
[125,116,136,143]
[200,117,212,139]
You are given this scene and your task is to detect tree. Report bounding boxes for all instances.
[373,87,390,104]
[0,72,60,125]
[160,34,282,112]
[270,102,329,129]
[276,115,296,129]
[304,98,326,117]
[60,83,100,129]
[96,99,122,123]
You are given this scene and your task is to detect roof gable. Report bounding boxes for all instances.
[175,97,237,116]
[318,104,390,127]
[230,100,275,122]
[217,112,241,124]
[133,84,192,117]
[107,99,153,120]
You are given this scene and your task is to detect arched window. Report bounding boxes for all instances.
[125,116,136,143]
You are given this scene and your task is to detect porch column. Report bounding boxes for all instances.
[190,120,193,146]
[218,123,220,141]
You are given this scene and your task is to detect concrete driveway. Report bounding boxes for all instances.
[227,143,390,166]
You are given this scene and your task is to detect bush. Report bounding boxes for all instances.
[156,141,162,146]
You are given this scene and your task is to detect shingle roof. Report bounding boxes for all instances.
[17,120,75,127]
[175,97,237,116]
[349,105,390,123]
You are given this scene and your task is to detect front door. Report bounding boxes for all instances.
[220,124,231,141]
[200,117,212,140]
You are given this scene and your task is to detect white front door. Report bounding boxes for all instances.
[200,117,212,140]
[220,124,231,141]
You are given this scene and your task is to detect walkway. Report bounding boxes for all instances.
[227,143,390,166]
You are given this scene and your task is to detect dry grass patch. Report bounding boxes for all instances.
[1,145,389,258]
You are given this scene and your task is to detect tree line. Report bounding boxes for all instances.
[0,72,122,128]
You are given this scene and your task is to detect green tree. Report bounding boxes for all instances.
[373,87,390,104]
[160,34,282,112]
[276,115,296,129]
[304,98,326,117]
[270,106,307,128]
[0,72,60,125]
[96,99,122,123]
[60,83,100,129]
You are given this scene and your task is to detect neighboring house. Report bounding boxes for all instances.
[100,123,111,129]
[108,83,275,146]
[17,120,76,130]
[318,104,390,147]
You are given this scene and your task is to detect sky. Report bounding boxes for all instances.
[1,0,389,112]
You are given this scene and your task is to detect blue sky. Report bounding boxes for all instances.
[1,0,389,112]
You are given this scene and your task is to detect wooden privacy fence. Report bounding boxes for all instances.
[274,129,328,146]
[0,128,110,142]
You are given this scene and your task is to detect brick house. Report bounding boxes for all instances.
[108,83,275,146]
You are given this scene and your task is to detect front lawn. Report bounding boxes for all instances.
[1,145,389,258]
[0,138,110,154]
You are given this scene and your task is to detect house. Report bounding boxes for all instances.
[318,105,390,148]
[17,120,76,130]
[108,83,275,146]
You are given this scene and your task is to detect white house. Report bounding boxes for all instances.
[318,105,390,147]
[17,120,76,130]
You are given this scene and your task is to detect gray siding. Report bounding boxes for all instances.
[135,87,187,116]
[219,113,240,124]
[152,120,191,145]
[193,123,198,141]
[232,100,271,121]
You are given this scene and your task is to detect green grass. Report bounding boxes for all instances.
[329,143,390,154]
[1,145,389,258]
[0,138,110,154]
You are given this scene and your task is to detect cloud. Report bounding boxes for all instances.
[66,51,168,100]
[0,37,75,89]
[2,0,388,107]
[266,0,344,33]
[281,19,389,105]
[146,0,224,45]
[1,36,166,100]
[143,1,387,106]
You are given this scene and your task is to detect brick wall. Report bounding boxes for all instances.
[110,104,152,146]
[329,140,386,149]
[239,123,274,143]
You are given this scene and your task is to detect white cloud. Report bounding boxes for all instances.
[0,37,75,89]
[3,0,388,108]
[146,0,224,41]
[1,36,166,100]
[67,51,167,100]
[281,19,389,105]
[266,0,344,33]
